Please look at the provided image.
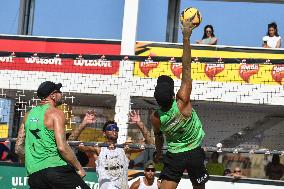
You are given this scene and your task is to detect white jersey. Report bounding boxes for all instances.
[96,147,129,189]
[137,176,159,189]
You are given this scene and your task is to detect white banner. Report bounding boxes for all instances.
[128,177,284,189]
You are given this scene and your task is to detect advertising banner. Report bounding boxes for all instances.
[0,163,99,189]
[0,35,121,75]
[134,42,284,85]
[1,164,284,189]
[0,57,119,75]
[0,36,121,55]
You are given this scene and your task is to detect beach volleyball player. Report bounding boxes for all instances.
[150,16,209,189]
[15,81,90,189]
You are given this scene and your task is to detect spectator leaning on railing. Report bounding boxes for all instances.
[262,22,281,48]
[265,154,284,180]
[196,25,217,45]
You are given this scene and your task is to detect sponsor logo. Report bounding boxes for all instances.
[11,177,28,186]
[272,65,284,84]
[85,181,99,189]
[25,57,62,65]
[73,59,112,67]
[204,63,225,80]
[139,60,159,77]
[29,118,39,122]
[239,64,259,82]
[0,56,13,63]
[170,62,182,79]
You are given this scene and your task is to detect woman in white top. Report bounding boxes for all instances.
[262,22,281,48]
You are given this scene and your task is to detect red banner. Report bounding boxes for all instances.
[0,35,121,75]
[0,57,119,75]
[0,37,121,55]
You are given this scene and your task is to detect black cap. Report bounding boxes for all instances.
[37,81,62,99]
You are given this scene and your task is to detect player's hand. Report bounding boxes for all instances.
[93,145,100,153]
[124,144,130,153]
[92,144,101,157]
[129,110,141,124]
[182,19,193,38]
[77,168,86,178]
[82,109,96,125]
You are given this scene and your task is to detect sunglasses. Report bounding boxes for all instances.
[105,124,119,132]
[206,30,212,33]
[234,170,241,173]
[145,168,156,172]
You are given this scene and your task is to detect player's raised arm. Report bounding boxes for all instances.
[176,19,193,105]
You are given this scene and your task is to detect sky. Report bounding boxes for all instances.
[0,0,284,48]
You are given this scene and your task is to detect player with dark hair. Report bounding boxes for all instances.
[150,19,209,189]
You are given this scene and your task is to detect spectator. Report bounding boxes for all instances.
[0,142,10,161]
[196,25,217,45]
[232,166,246,179]
[0,143,18,162]
[223,169,232,176]
[262,22,281,48]
[265,154,284,180]
[206,152,224,176]
[130,160,160,189]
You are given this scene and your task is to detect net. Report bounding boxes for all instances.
[1,46,284,180]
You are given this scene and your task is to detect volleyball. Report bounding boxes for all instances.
[180,7,202,29]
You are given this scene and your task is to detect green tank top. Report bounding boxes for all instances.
[157,100,205,153]
[25,104,67,175]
